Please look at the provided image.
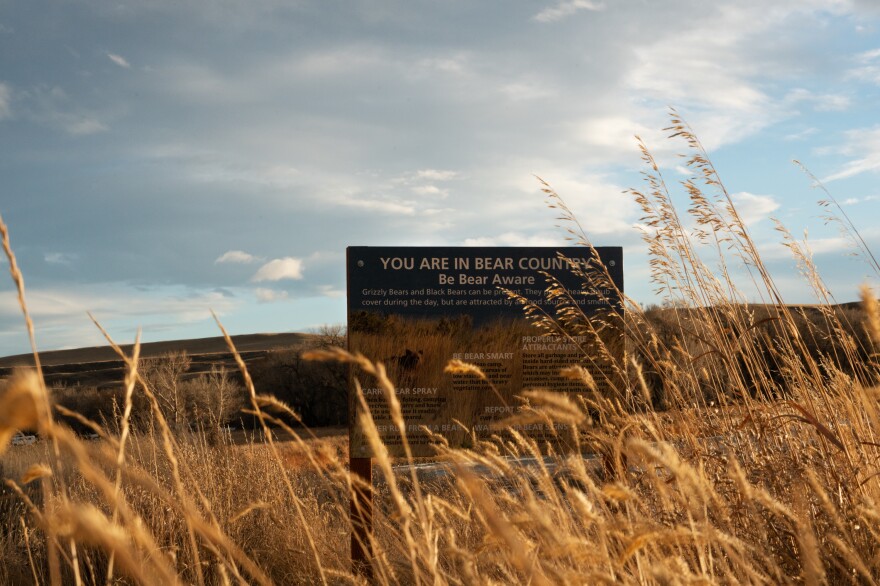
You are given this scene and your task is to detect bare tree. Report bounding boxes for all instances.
[313,323,347,348]
[183,366,247,431]
[139,351,192,432]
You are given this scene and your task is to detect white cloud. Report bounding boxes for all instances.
[823,126,880,182]
[504,166,637,237]
[263,164,300,186]
[336,195,416,215]
[847,47,880,84]
[64,117,108,135]
[812,95,850,112]
[784,127,817,141]
[383,169,460,200]
[534,0,603,23]
[158,62,254,103]
[764,235,854,261]
[215,250,260,264]
[416,55,470,76]
[575,115,667,156]
[620,4,819,151]
[165,154,303,190]
[0,284,239,336]
[629,42,767,111]
[22,85,111,135]
[412,184,448,197]
[785,88,850,112]
[106,52,131,69]
[813,194,880,206]
[463,232,564,247]
[44,252,78,266]
[674,165,691,176]
[731,192,780,226]
[293,46,382,76]
[415,169,458,181]
[251,257,304,282]
[500,81,555,101]
[0,83,11,120]
[808,237,856,255]
[317,284,343,298]
[254,288,288,302]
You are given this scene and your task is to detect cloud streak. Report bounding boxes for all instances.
[534,0,603,22]
[107,52,131,68]
[823,126,880,183]
[254,288,288,302]
[0,83,11,120]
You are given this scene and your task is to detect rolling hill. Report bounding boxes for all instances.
[0,332,317,389]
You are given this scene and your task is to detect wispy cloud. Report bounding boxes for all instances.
[22,85,109,135]
[838,195,880,206]
[44,252,78,266]
[574,116,667,155]
[822,126,880,182]
[293,46,382,76]
[534,0,603,23]
[785,88,850,112]
[336,196,416,215]
[412,184,448,197]
[762,235,855,261]
[463,232,563,247]
[65,117,108,135]
[254,287,288,302]
[500,81,555,101]
[847,47,880,84]
[387,169,460,200]
[215,250,260,264]
[317,284,343,298]
[251,257,304,282]
[622,4,799,151]
[106,52,131,69]
[415,169,458,181]
[784,127,817,141]
[503,167,637,237]
[0,284,240,348]
[0,83,11,120]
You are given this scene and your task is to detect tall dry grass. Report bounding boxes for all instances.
[2,114,880,584]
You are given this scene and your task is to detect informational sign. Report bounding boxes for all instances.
[347,246,624,457]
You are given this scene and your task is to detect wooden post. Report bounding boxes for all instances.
[350,456,373,579]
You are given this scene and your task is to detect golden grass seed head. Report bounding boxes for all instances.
[0,369,47,454]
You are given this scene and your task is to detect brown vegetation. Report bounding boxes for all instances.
[2,115,880,584]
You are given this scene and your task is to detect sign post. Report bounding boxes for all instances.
[348,456,373,579]
[346,246,623,573]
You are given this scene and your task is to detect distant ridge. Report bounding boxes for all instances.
[0,332,317,389]
[0,332,315,367]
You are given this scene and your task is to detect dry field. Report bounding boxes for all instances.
[3,118,880,584]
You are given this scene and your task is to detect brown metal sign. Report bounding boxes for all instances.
[347,246,624,458]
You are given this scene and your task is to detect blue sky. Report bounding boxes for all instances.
[2,0,880,356]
